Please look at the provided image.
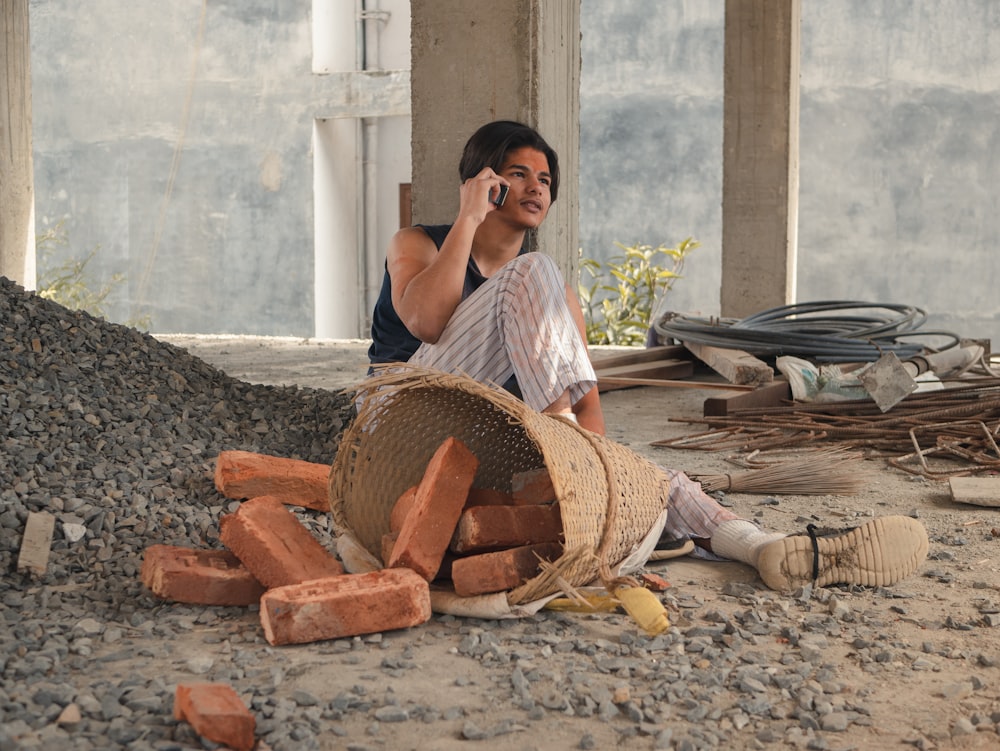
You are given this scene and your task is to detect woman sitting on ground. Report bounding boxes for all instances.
[367,119,928,591]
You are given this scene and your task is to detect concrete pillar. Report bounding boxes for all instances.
[410,0,580,277]
[1,0,36,287]
[721,0,800,318]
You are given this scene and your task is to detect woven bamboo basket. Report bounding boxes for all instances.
[328,365,672,605]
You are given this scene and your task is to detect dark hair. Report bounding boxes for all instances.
[458,120,560,202]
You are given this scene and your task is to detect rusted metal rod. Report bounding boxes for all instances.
[658,379,1000,479]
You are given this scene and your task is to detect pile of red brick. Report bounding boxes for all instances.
[140,440,564,648]
[141,440,568,748]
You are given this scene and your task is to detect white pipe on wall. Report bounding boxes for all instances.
[363,117,379,330]
[360,0,387,331]
[354,0,367,336]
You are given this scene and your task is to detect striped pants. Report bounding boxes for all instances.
[662,468,739,557]
[410,253,597,411]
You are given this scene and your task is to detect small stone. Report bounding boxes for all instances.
[185,656,214,675]
[952,717,976,736]
[57,703,82,727]
[938,682,973,700]
[62,522,87,543]
[461,721,487,740]
[103,627,124,644]
[75,618,103,635]
[292,690,320,707]
[820,712,850,732]
[374,706,408,722]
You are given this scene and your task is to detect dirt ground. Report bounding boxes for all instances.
[159,335,1000,750]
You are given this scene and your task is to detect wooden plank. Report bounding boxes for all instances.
[596,360,694,380]
[683,341,773,386]
[593,347,697,392]
[590,345,690,370]
[949,477,1000,507]
[17,511,56,575]
[597,361,696,392]
[702,380,792,416]
[598,376,757,392]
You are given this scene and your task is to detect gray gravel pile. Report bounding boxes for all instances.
[1,276,353,748]
[1,275,994,750]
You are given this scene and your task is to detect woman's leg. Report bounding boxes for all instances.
[409,253,596,412]
[662,468,929,591]
[659,469,783,561]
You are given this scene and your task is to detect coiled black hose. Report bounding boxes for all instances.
[652,301,961,362]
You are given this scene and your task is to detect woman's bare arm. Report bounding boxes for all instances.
[388,169,504,343]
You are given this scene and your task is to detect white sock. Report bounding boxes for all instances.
[710,519,787,567]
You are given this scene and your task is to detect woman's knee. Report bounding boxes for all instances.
[501,253,563,291]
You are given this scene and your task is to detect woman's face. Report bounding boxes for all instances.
[496,146,552,228]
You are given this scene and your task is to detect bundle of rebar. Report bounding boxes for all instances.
[657,378,1000,479]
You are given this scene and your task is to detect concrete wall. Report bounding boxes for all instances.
[797,1,1000,344]
[29,0,410,337]
[579,0,1000,344]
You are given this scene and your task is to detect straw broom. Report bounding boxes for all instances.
[689,448,871,495]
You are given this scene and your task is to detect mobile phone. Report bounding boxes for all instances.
[492,184,509,207]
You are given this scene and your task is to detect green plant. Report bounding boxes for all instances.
[578,238,699,346]
[36,222,150,329]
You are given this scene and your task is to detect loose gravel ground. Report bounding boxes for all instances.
[3,275,1000,751]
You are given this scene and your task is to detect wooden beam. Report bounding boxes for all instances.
[702,380,792,416]
[596,361,694,380]
[597,376,757,392]
[596,360,695,393]
[682,341,773,386]
[590,345,690,370]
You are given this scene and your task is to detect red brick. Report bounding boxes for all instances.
[450,504,563,554]
[511,467,555,505]
[386,438,479,581]
[219,496,343,588]
[641,572,671,592]
[389,486,418,533]
[174,683,255,751]
[141,545,265,606]
[214,450,330,511]
[260,568,432,645]
[450,542,563,597]
[465,487,514,507]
